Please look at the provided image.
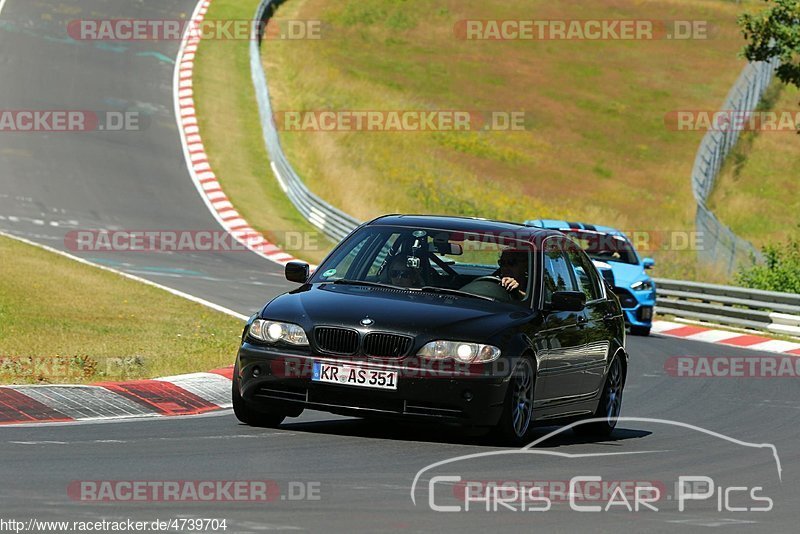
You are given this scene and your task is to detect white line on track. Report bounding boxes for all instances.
[0,231,247,321]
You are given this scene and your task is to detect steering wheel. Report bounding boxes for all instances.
[472,276,503,285]
[463,275,513,302]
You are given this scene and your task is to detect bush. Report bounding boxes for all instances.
[735,236,800,293]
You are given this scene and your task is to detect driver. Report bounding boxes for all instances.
[497,249,528,300]
[387,255,423,288]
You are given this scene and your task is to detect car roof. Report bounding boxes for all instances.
[367,214,563,241]
[524,219,626,237]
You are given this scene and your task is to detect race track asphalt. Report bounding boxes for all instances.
[0,1,797,532]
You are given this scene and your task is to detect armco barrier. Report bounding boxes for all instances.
[251,0,361,243]
[655,278,800,337]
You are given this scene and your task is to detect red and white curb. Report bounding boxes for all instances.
[652,320,800,355]
[0,367,234,426]
[173,0,306,268]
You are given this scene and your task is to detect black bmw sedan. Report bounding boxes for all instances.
[233,215,627,445]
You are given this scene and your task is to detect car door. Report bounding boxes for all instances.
[534,237,589,404]
[565,241,613,397]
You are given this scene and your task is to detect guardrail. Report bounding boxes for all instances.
[655,278,800,337]
[251,0,361,243]
[248,2,799,337]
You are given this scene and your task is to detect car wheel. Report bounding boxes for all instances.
[231,368,286,428]
[574,356,624,437]
[494,355,536,446]
[630,325,651,336]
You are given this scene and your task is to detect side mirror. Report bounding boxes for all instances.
[642,257,655,270]
[285,261,309,283]
[550,291,586,312]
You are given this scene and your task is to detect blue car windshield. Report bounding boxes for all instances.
[310,225,534,305]
[563,230,639,265]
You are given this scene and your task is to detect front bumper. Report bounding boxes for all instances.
[613,287,656,328]
[235,343,511,426]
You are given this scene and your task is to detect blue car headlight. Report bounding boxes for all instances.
[630,280,654,292]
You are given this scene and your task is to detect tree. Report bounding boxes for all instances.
[739,0,800,88]
[736,236,800,294]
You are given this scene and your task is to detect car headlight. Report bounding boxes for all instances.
[417,340,501,364]
[248,319,308,345]
[631,280,654,291]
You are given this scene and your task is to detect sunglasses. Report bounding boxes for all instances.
[390,269,413,279]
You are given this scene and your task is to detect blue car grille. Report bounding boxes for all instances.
[613,288,638,309]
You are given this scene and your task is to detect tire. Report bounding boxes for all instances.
[232,369,286,428]
[493,355,536,446]
[574,356,624,438]
[630,325,651,336]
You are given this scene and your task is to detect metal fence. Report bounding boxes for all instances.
[251,0,361,244]
[655,278,800,337]
[690,57,779,273]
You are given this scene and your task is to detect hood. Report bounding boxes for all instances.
[603,261,649,288]
[261,283,532,341]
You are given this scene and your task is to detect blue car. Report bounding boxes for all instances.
[525,219,656,335]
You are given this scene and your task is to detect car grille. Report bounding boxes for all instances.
[638,306,653,322]
[613,288,638,309]
[364,333,413,358]
[314,327,359,355]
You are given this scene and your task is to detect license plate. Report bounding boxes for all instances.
[312,361,398,390]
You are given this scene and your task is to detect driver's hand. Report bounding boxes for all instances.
[501,277,519,292]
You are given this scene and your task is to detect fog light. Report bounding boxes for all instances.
[252,366,262,377]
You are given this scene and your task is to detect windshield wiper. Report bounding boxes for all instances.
[418,286,494,301]
[330,279,402,290]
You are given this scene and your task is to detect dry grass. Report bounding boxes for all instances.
[709,83,800,248]
[192,0,335,264]
[0,236,243,384]
[263,0,761,280]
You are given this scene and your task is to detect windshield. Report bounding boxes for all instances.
[562,230,639,265]
[310,225,534,305]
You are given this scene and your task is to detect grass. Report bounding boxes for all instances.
[192,0,335,265]
[192,0,766,281]
[709,83,800,249]
[0,235,244,384]
[259,0,766,281]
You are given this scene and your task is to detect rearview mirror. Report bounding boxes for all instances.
[430,242,463,255]
[285,261,309,283]
[642,257,655,270]
[550,291,586,312]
